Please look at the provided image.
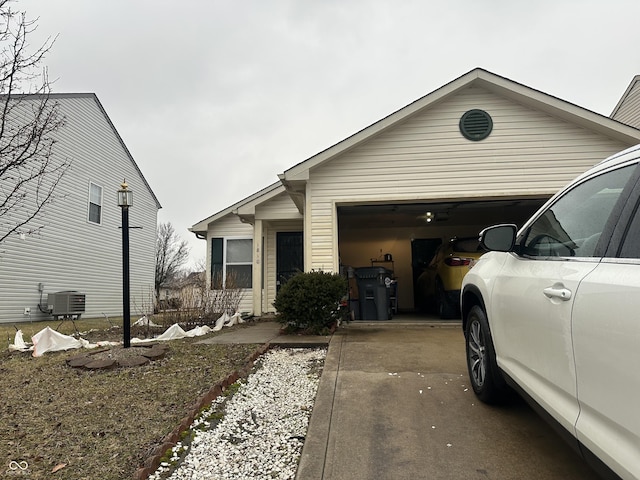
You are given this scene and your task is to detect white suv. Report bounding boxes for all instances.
[461,145,640,480]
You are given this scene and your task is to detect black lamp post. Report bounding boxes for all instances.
[117,181,133,348]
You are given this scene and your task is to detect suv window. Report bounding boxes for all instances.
[452,238,484,253]
[520,165,635,258]
[618,196,640,259]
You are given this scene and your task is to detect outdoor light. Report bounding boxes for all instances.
[118,181,132,348]
[117,181,133,208]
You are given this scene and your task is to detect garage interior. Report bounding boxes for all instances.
[337,198,547,318]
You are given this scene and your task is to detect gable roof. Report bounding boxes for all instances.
[194,68,640,230]
[9,93,162,210]
[190,181,284,236]
[60,93,162,210]
[280,67,640,184]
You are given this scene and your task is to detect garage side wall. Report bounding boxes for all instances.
[307,87,632,272]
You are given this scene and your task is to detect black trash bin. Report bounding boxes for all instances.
[354,267,393,320]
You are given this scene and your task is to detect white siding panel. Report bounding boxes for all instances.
[207,214,254,237]
[265,227,277,314]
[0,96,158,324]
[237,291,253,315]
[308,87,632,271]
[256,192,301,220]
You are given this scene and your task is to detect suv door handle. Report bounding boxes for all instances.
[543,286,572,300]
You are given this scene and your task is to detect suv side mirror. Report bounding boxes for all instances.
[480,224,517,252]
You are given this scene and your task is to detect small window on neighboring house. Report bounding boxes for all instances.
[211,237,253,289]
[88,183,103,224]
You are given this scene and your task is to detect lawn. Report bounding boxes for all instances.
[1,317,260,479]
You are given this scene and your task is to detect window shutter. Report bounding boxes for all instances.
[211,238,223,289]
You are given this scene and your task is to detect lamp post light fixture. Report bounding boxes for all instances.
[117,181,133,348]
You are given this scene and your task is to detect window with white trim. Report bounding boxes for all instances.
[88,182,103,224]
[211,237,253,289]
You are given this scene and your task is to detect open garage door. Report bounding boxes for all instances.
[337,198,547,318]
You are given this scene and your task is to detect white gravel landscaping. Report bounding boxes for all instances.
[149,347,327,480]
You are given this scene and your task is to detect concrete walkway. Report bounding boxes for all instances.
[199,321,601,480]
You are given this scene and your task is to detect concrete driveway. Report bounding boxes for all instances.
[298,322,601,480]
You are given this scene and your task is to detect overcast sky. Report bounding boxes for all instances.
[19,0,640,267]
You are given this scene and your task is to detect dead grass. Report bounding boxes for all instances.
[0,317,259,479]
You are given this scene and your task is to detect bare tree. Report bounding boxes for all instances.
[0,0,68,244]
[155,221,190,300]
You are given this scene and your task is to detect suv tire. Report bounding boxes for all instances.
[465,305,510,404]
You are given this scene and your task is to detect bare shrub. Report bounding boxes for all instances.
[154,271,245,328]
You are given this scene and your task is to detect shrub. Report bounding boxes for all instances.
[273,271,348,334]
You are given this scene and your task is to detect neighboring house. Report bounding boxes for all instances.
[190,68,640,317]
[611,74,640,128]
[0,93,161,324]
[158,271,205,309]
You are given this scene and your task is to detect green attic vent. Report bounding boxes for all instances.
[459,109,493,141]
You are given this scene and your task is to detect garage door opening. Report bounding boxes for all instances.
[337,198,546,319]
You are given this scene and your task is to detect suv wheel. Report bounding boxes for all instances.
[465,305,509,403]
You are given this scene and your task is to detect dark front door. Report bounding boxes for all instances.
[276,232,303,292]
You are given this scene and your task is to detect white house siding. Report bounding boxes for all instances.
[307,87,631,271]
[255,192,301,220]
[0,95,158,324]
[205,214,254,314]
[611,79,640,129]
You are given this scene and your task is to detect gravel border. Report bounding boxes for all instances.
[147,347,327,480]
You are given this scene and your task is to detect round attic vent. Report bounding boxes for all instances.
[459,109,493,141]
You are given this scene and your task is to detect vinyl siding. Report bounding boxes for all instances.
[255,192,301,220]
[611,80,640,128]
[205,214,254,314]
[307,87,631,271]
[0,95,158,324]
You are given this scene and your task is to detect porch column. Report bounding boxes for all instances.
[252,219,263,316]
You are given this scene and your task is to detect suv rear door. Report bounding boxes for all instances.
[571,169,640,480]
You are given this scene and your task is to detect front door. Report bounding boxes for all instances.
[276,232,303,292]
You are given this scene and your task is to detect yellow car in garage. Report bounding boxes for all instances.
[417,237,485,318]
